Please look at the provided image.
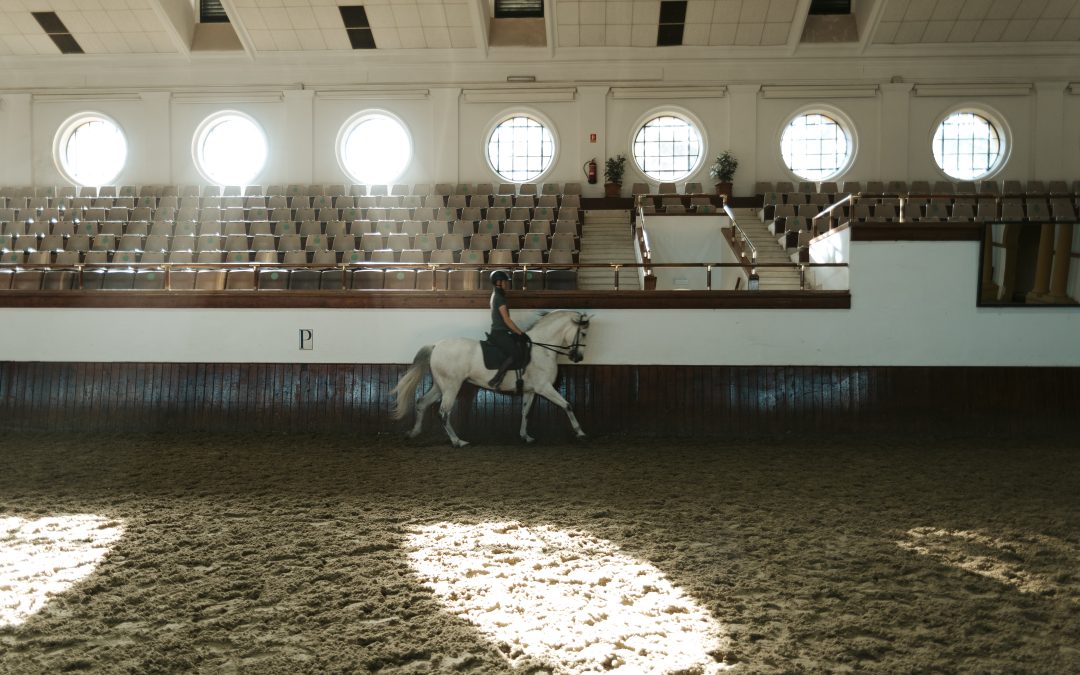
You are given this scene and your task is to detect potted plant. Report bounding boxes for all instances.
[604,154,626,198]
[709,150,738,198]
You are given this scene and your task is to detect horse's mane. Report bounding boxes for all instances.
[526,309,583,331]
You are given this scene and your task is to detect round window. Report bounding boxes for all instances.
[631,114,704,182]
[193,112,268,186]
[780,112,852,181]
[338,112,412,185]
[486,114,556,182]
[54,113,128,186]
[931,111,1004,180]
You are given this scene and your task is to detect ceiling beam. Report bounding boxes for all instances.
[857,0,889,56]
[787,0,814,55]
[217,0,256,60]
[145,0,194,57]
[469,0,490,56]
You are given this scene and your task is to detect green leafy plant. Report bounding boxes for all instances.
[709,150,738,183]
[605,154,627,184]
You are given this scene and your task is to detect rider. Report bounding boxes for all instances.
[487,270,527,389]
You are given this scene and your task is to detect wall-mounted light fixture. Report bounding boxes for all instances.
[506,75,536,83]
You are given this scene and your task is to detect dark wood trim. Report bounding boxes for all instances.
[1,362,1076,438]
[849,222,984,241]
[0,289,851,309]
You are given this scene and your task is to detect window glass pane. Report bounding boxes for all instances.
[341,114,411,184]
[487,115,555,182]
[198,115,267,186]
[932,112,1001,180]
[632,115,702,182]
[780,113,851,181]
[61,117,127,186]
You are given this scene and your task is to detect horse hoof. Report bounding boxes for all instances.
[521,435,535,444]
[453,440,470,448]
[575,433,587,441]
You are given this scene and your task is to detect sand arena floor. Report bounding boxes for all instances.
[0,432,1078,673]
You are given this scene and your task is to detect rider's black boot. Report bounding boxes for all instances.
[488,356,513,389]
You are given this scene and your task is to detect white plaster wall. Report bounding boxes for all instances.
[640,215,734,290]
[3,239,1077,366]
[808,227,850,291]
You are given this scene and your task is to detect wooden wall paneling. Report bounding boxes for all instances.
[1,363,1077,437]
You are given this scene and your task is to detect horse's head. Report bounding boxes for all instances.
[567,313,590,363]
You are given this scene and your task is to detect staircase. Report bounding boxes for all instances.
[729,207,803,291]
[577,210,641,290]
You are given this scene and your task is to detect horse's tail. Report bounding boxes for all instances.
[391,345,434,420]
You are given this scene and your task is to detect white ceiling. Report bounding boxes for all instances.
[0,0,1078,59]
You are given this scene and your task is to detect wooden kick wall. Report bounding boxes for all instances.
[1,363,1078,440]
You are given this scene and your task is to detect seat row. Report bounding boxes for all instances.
[0,219,581,244]
[0,203,582,226]
[756,179,1080,198]
[0,182,585,201]
[0,256,578,292]
[630,181,711,196]
[0,193,584,213]
[766,196,1080,227]
[0,231,580,258]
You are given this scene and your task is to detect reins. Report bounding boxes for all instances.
[528,316,588,359]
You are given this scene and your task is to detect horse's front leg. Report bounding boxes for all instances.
[519,392,536,443]
[534,383,585,439]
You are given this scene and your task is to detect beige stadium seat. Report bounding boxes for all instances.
[519,183,538,196]
[384,268,416,290]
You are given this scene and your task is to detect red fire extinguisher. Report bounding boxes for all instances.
[584,158,597,184]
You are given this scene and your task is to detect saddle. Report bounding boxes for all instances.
[481,332,532,371]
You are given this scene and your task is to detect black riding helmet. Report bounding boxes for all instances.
[490,270,511,284]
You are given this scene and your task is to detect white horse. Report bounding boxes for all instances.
[391,310,591,447]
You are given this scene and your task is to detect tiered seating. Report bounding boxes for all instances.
[0,182,587,291]
[753,179,1080,252]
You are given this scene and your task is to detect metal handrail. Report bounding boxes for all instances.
[722,202,757,270]
[810,193,854,237]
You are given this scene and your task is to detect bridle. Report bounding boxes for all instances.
[529,315,589,363]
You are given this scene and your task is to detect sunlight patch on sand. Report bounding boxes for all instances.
[1,515,125,627]
[405,521,730,673]
[897,527,1077,599]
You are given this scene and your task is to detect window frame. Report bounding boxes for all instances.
[928,105,1010,182]
[191,110,269,187]
[628,108,708,185]
[777,106,856,183]
[335,109,414,185]
[483,110,559,184]
[52,112,128,187]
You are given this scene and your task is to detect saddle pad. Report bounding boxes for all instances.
[481,335,531,371]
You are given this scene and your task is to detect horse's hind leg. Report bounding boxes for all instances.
[519,392,536,443]
[534,383,586,439]
[435,379,469,448]
[407,384,442,439]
